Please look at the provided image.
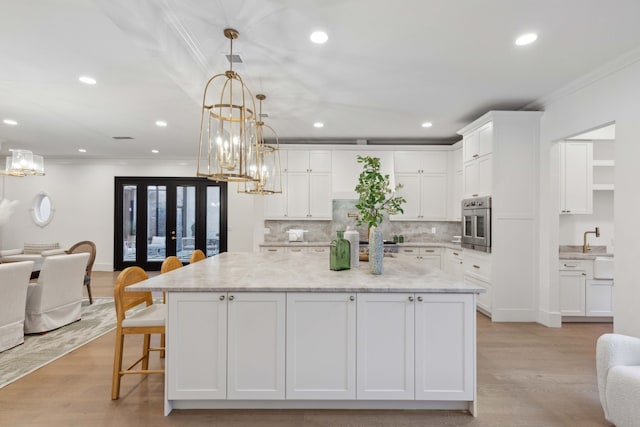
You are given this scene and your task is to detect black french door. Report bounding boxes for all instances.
[114,177,227,271]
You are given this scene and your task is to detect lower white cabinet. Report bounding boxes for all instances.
[227,293,286,399]
[559,259,613,319]
[167,292,227,400]
[397,247,442,270]
[357,293,415,400]
[356,293,475,401]
[559,269,587,316]
[445,249,464,280]
[167,292,285,400]
[586,279,614,317]
[286,293,357,399]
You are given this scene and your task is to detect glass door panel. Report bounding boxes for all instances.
[176,186,196,263]
[147,185,167,261]
[206,186,221,257]
[475,211,486,239]
[122,185,137,262]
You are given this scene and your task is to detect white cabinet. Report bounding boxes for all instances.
[357,293,415,400]
[462,123,492,198]
[331,150,394,199]
[357,293,475,401]
[167,292,227,400]
[463,250,492,315]
[167,292,286,400]
[265,150,332,220]
[392,151,449,221]
[415,293,474,400]
[445,248,464,280]
[227,292,286,399]
[559,260,613,318]
[559,142,593,214]
[397,247,443,270]
[449,144,463,221]
[286,293,356,399]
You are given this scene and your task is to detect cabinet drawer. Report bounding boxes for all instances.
[464,276,491,314]
[559,259,593,277]
[463,252,491,281]
[261,247,286,253]
[308,247,329,255]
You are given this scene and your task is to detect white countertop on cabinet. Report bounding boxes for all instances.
[129,252,484,294]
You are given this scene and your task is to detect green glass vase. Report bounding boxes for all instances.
[330,230,351,271]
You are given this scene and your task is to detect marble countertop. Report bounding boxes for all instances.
[260,241,463,250]
[128,252,485,294]
[559,245,614,260]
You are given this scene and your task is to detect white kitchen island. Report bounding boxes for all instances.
[128,252,485,416]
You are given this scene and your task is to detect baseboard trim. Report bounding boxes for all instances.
[538,309,562,328]
[491,308,537,322]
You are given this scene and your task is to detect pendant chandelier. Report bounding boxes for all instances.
[196,28,258,182]
[2,149,45,177]
[239,94,282,195]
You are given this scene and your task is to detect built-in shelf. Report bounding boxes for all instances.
[593,160,615,167]
[593,184,615,191]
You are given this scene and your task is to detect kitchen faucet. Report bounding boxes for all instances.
[583,227,600,253]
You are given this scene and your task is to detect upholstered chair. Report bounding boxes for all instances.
[66,241,97,304]
[596,333,640,427]
[24,253,90,334]
[0,261,34,352]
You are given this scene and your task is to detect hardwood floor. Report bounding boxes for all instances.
[0,271,614,426]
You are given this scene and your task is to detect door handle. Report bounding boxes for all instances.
[171,231,177,241]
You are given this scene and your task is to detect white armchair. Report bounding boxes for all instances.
[0,261,34,352]
[596,333,640,427]
[24,252,90,334]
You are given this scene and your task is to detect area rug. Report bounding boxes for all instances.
[0,297,116,389]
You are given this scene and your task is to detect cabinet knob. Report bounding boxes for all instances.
[581,273,587,276]
[229,295,235,301]
[417,296,423,302]
[349,296,355,302]
[473,264,480,269]
[219,295,225,301]
[408,296,415,302]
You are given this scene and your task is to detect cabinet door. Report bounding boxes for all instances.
[421,254,442,270]
[477,123,493,157]
[586,279,614,317]
[463,131,479,163]
[446,251,464,280]
[357,293,414,400]
[415,293,474,400]
[451,169,463,221]
[227,293,286,399]
[420,174,448,220]
[464,275,491,314]
[393,173,421,220]
[286,172,310,219]
[559,270,586,316]
[463,161,479,198]
[167,292,227,399]
[264,173,287,219]
[477,155,492,197]
[286,150,310,172]
[309,150,332,172]
[394,151,423,173]
[560,142,593,214]
[308,172,332,219]
[286,293,356,399]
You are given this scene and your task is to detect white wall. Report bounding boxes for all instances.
[558,191,614,252]
[538,51,640,336]
[0,159,260,270]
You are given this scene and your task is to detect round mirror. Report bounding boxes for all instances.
[31,192,55,227]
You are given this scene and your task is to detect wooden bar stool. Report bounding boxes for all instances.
[189,249,206,263]
[159,256,182,357]
[111,266,166,400]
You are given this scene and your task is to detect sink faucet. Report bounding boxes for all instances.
[583,227,600,253]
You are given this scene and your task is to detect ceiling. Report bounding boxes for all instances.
[1,0,640,160]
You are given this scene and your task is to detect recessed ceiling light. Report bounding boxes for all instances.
[313,122,324,128]
[155,120,167,127]
[78,148,87,153]
[151,149,159,154]
[515,33,538,46]
[78,76,97,85]
[310,31,328,44]
[3,119,18,125]
[421,122,433,128]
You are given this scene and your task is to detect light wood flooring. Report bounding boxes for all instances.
[0,271,614,426]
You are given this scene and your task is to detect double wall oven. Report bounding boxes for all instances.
[462,196,491,253]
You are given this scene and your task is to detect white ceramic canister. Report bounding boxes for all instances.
[344,227,360,268]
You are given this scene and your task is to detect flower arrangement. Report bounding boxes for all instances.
[354,156,405,228]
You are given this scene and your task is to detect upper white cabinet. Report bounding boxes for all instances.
[449,144,463,221]
[462,123,492,198]
[331,150,394,199]
[559,142,593,214]
[266,149,332,220]
[392,151,449,221]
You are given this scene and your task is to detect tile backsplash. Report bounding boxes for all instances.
[264,200,461,243]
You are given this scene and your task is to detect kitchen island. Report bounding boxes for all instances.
[128,252,485,416]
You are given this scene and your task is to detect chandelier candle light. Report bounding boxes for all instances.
[1,149,45,177]
[239,94,282,195]
[196,28,258,182]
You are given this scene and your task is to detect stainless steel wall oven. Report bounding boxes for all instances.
[461,196,491,253]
